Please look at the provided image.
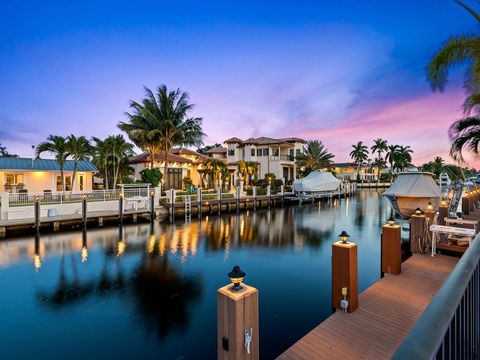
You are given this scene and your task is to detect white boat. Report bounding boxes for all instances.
[439,172,451,187]
[383,172,443,218]
[292,170,341,194]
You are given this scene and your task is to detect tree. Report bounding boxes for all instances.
[448,116,480,160]
[204,158,227,189]
[349,141,369,178]
[119,85,204,190]
[92,135,135,189]
[427,1,480,101]
[392,145,413,172]
[371,138,388,182]
[66,135,92,191]
[296,140,334,171]
[35,135,69,192]
[0,143,18,158]
[385,144,399,172]
[196,143,222,155]
[140,168,163,187]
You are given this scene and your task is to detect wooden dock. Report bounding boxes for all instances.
[277,254,458,360]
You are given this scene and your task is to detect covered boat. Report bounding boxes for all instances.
[293,170,341,193]
[383,172,442,218]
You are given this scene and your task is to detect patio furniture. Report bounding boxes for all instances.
[4,183,12,192]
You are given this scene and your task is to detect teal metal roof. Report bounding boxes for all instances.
[0,157,98,172]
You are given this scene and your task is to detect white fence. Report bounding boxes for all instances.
[0,187,158,221]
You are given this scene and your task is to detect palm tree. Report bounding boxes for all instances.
[295,140,334,171]
[110,135,135,189]
[119,85,204,190]
[35,135,69,192]
[371,138,388,182]
[427,1,480,103]
[448,116,480,160]
[245,161,258,184]
[237,160,248,185]
[204,158,227,189]
[349,142,369,179]
[0,143,18,158]
[393,145,413,172]
[385,144,399,172]
[66,135,92,191]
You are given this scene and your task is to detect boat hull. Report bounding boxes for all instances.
[385,195,440,218]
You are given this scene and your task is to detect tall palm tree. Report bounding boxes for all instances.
[0,143,18,158]
[295,140,334,171]
[245,161,258,184]
[349,141,369,178]
[35,135,69,192]
[119,85,204,190]
[237,160,248,185]
[393,145,413,172]
[110,135,135,189]
[371,138,388,161]
[204,158,227,189]
[92,137,111,190]
[385,144,399,172]
[66,135,92,191]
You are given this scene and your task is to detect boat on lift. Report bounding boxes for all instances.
[383,172,443,218]
[439,172,451,187]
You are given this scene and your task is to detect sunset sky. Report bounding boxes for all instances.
[0,1,477,166]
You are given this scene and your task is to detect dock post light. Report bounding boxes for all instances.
[387,216,395,226]
[440,198,448,207]
[427,202,434,211]
[228,265,246,292]
[414,207,423,216]
[339,230,350,244]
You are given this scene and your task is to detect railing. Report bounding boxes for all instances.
[280,155,295,161]
[8,188,150,208]
[392,233,480,359]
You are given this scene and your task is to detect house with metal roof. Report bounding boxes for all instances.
[0,157,98,194]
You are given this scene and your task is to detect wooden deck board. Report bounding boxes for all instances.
[277,254,458,360]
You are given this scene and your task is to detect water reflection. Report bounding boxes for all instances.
[0,190,391,359]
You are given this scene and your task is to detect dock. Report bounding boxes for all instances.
[277,254,458,360]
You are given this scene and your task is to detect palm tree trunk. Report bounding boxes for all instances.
[104,165,109,190]
[114,156,120,189]
[71,162,78,192]
[60,167,65,192]
[163,145,169,190]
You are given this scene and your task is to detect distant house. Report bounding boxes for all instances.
[326,163,379,181]
[223,137,306,184]
[0,157,98,194]
[205,146,227,160]
[129,148,211,189]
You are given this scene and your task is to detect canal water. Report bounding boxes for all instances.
[0,189,394,359]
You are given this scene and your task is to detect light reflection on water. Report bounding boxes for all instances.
[0,190,396,360]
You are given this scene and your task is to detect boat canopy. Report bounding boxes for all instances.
[292,170,341,192]
[383,172,442,198]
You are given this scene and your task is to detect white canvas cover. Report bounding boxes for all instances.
[383,172,442,198]
[293,170,341,192]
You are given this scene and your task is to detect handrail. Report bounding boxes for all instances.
[392,232,480,359]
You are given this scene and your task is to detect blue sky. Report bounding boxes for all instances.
[0,1,477,163]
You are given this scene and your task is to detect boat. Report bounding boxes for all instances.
[439,172,451,187]
[292,170,341,195]
[383,172,443,218]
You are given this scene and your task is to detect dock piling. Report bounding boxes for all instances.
[150,191,155,222]
[119,193,124,224]
[236,187,240,213]
[332,232,358,313]
[410,211,427,253]
[34,196,40,232]
[217,266,259,360]
[462,195,470,216]
[381,220,401,277]
[82,194,88,227]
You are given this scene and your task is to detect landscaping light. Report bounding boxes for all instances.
[339,230,350,244]
[387,216,395,226]
[228,265,246,292]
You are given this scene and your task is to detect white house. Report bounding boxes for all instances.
[224,137,306,184]
[0,157,97,194]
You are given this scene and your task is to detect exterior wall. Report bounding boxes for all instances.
[225,141,303,184]
[131,161,202,189]
[0,170,94,194]
[329,165,379,181]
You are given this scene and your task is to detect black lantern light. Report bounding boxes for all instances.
[228,265,246,292]
[387,216,395,226]
[339,230,350,244]
[414,207,423,216]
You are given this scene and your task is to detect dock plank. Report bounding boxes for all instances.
[276,254,458,360]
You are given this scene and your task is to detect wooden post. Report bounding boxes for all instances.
[470,194,475,212]
[381,224,401,276]
[217,283,259,360]
[170,189,175,220]
[119,193,124,223]
[462,196,470,215]
[82,194,87,227]
[150,191,155,222]
[34,196,40,232]
[410,214,426,253]
[236,187,240,213]
[218,187,222,216]
[253,186,257,211]
[267,185,271,208]
[424,210,435,224]
[197,188,202,217]
[438,204,448,226]
[332,241,358,313]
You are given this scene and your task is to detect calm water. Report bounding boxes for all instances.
[0,190,397,359]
